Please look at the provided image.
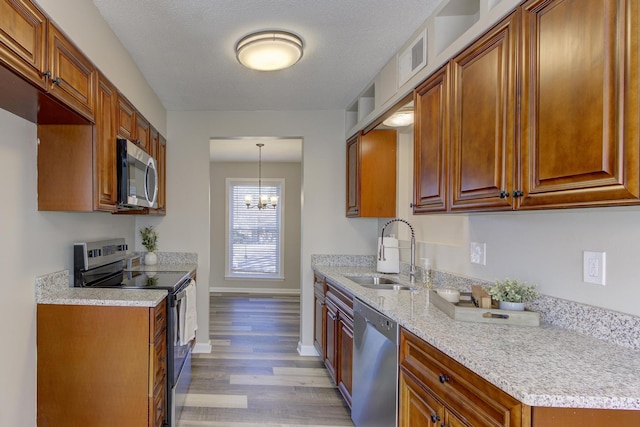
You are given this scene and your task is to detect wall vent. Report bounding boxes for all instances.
[398,28,427,86]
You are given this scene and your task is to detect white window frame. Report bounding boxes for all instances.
[225,177,285,280]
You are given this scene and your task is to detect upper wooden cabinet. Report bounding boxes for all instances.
[0,0,47,88]
[46,22,96,122]
[117,93,135,140]
[135,111,150,152]
[518,0,640,209]
[413,64,450,213]
[94,72,118,212]
[413,0,640,213]
[346,129,397,218]
[149,127,166,216]
[449,11,516,212]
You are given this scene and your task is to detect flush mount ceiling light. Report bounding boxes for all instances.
[235,30,304,71]
[383,110,414,128]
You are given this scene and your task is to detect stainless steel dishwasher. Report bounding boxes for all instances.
[352,298,399,427]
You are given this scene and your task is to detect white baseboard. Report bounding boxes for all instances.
[210,286,300,295]
[297,342,319,357]
[192,341,212,354]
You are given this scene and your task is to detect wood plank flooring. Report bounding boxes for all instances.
[177,293,354,427]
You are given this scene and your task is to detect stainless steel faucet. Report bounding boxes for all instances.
[379,218,416,284]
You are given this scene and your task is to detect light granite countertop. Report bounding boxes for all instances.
[36,270,167,308]
[314,265,640,410]
[126,263,197,274]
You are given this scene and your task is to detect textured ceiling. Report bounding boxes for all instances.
[91,0,441,112]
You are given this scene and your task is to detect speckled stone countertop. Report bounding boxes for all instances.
[36,270,166,308]
[314,265,640,410]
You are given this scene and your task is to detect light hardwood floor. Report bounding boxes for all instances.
[177,293,354,427]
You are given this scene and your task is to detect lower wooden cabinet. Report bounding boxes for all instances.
[314,274,354,409]
[37,299,167,427]
[399,327,640,427]
[400,327,523,427]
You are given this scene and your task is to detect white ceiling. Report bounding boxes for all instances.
[90,0,441,112]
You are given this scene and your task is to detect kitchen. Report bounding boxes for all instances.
[2,0,640,426]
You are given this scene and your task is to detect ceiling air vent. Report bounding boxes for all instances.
[398,28,427,86]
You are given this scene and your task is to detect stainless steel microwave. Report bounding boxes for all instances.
[117,138,158,209]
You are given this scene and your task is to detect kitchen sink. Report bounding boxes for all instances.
[345,276,416,291]
[345,276,398,285]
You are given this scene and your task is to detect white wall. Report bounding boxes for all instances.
[210,161,302,292]
[0,108,137,426]
[392,129,640,317]
[162,110,377,353]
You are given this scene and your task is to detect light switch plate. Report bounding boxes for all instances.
[583,251,606,286]
[470,242,486,265]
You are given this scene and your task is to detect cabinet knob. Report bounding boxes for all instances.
[43,71,52,78]
[409,203,414,208]
[52,77,61,85]
[438,373,450,383]
[430,413,440,422]
[512,190,524,198]
[499,191,510,199]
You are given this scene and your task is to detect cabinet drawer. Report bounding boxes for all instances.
[150,380,166,427]
[153,332,166,387]
[400,328,522,427]
[153,299,167,339]
[326,280,353,321]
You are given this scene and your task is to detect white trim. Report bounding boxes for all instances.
[297,342,320,357]
[210,286,300,295]
[192,341,212,354]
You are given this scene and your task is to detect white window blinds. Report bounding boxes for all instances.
[227,179,283,278]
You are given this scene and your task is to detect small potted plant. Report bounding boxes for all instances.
[488,278,539,311]
[140,226,159,265]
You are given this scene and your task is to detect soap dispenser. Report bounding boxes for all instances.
[421,258,433,288]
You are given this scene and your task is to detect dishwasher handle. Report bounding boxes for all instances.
[354,298,398,344]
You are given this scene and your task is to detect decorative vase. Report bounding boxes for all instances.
[499,301,525,311]
[144,251,158,266]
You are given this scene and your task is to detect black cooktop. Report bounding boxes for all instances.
[119,270,190,291]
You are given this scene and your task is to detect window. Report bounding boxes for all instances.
[226,178,284,279]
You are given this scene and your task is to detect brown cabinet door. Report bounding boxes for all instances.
[346,130,398,217]
[346,134,360,216]
[47,22,96,122]
[0,0,47,88]
[117,93,135,139]
[313,280,325,358]
[136,112,151,152]
[413,64,449,213]
[337,316,353,408]
[324,298,338,383]
[156,134,167,213]
[94,73,117,212]
[449,12,517,211]
[399,369,445,427]
[519,0,640,208]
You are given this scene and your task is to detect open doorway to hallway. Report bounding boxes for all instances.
[208,137,303,295]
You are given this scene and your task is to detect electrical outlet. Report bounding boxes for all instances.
[583,251,606,286]
[470,242,486,265]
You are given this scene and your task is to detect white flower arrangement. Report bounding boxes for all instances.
[488,278,539,303]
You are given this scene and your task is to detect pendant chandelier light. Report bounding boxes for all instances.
[235,30,304,71]
[245,143,278,209]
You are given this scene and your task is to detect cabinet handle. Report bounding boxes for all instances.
[438,373,450,383]
[409,203,414,208]
[499,191,510,199]
[430,413,440,422]
[512,190,524,198]
[43,71,52,78]
[52,77,61,85]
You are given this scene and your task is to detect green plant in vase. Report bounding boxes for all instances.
[488,278,539,311]
[140,226,159,265]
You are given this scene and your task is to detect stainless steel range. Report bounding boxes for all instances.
[74,238,194,427]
